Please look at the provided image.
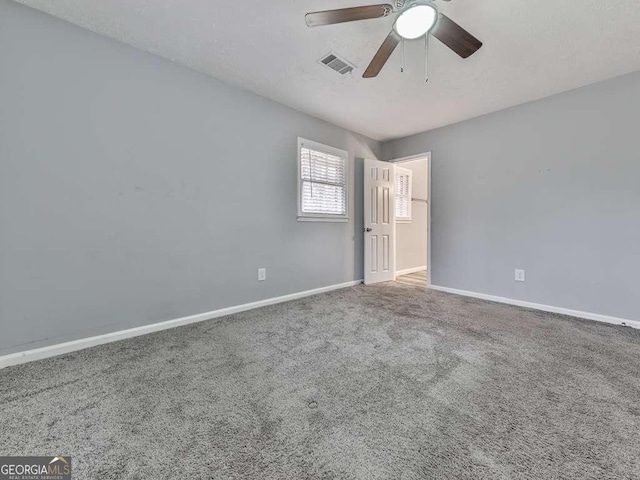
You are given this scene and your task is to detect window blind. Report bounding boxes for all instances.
[300,147,347,216]
[395,169,411,220]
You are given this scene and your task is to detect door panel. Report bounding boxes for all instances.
[364,159,396,285]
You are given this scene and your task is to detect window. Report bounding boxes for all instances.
[298,138,348,222]
[395,166,412,222]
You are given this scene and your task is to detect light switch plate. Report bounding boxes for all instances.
[515,269,525,282]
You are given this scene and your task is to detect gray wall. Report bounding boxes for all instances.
[0,0,381,354]
[393,158,428,273]
[384,71,640,320]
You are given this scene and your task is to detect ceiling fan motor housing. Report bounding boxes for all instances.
[393,0,407,10]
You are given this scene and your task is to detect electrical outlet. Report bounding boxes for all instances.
[258,268,266,282]
[515,269,525,282]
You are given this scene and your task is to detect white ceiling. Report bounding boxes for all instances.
[16,0,640,141]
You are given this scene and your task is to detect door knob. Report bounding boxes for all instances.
[365,227,372,232]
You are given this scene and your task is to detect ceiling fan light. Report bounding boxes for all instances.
[393,4,438,40]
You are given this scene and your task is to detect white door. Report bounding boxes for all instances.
[364,159,396,285]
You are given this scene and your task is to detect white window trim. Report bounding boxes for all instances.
[396,166,412,223]
[297,137,349,223]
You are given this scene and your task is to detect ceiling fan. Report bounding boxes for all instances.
[305,0,482,78]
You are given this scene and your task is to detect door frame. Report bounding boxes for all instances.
[389,152,432,288]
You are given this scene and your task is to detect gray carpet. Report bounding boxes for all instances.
[2,283,640,479]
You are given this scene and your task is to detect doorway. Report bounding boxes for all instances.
[393,153,430,287]
[363,153,431,287]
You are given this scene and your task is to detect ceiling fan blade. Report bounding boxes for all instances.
[430,14,482,58]
[363,31,400,78]
[306,5,393,27]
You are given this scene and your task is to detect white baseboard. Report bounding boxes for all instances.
[396,266,427,276]
[0,279,363,369]
[430,285,640,330]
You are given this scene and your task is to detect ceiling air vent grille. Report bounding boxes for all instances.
[319,52,355,75]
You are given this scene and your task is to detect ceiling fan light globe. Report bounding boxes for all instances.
[393,4,438,40]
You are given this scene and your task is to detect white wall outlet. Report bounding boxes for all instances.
[258,268,266,282]
[515,269,525,282]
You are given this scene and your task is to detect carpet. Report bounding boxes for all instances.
[1,282,639,479]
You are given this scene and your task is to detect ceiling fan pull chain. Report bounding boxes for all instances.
[424,34,430,83]
[401,37,405,73]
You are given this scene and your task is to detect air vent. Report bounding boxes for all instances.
[319,52,355,75]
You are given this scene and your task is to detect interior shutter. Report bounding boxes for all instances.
[300,147,347,216]
[395,168,411,220]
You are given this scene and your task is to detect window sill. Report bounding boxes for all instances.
[298,216,349,223]
[397,219,413,224]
